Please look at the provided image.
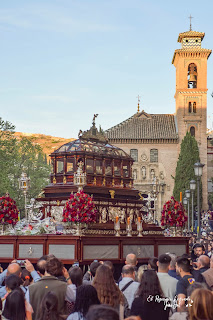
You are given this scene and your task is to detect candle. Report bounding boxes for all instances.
[127,217,130,225]
[116,216,119,223]
[180,191,182,202]
[138,216,141,223]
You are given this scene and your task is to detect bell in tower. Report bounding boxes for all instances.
[188,63,197,88]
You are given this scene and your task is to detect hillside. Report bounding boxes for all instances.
[14,132,75,159]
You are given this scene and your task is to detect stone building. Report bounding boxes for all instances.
[105,28,212,220]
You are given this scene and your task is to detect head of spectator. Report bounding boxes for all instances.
[36,255,48,276]
[2,289,26,320]
[7,263,21,277]
[137,264,148,282]
[148,257,158,271]
[45,256,64,278]
[197,255,210,269]
[125,253,137,267]
[122,265,135,280]
[193,243,205,258]
[176,257,191,277]
[37,291,64,320]
[89,261,101,277]
[188,288,213,320]
[186,281,208,297]
[86,305,119,320]
[166,253,177,270]
[103,261,114,275]
[73,285,100,317]
[5,274,22,293]
[157,254,171,273]
[21,268,33,287]
[136,269,163,302]
[68,266,83,287]
[93,264,124,307]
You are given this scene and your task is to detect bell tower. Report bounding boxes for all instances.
[172,28,211,209]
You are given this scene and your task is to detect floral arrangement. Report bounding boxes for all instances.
[0,193,19,225]
[161,196,187,228]
[62,190,97,224]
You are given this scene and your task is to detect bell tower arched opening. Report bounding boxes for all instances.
[188,63,197,88]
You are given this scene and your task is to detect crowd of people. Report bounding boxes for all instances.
[0,244,212,320]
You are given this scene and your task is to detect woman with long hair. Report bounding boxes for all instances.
[188,288,213,320]
[130,270,169,320]
[2,289,27,320]
[67,285,100,320]
[93,264,128,319]
[37,291,65,320]
[2,275,33,320]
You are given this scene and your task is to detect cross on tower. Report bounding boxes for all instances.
[136,95,141,113]
[189,15,193,31]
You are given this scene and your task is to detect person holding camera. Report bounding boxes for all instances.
[0,259,40,298]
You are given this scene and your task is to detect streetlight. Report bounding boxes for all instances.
[18,172,30,220]
[185,190,191,232]
[194,161,204,238]
[190,180,196,232]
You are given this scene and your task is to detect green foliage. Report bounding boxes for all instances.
[173,132,201,205]
[0,117,51,216]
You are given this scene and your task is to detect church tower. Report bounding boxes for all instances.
[172,28,211,209]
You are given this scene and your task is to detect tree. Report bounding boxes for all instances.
[173,132,201,205]
[0,117,51,216]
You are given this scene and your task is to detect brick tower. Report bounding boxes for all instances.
[172,29,211,209]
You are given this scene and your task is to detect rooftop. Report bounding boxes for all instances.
[178,30,205,42]
[105,111,178,141]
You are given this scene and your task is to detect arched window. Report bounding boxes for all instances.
[188,102,192,113]
[150,149,158,163]
[130,149,138,162]
[193,102,196,113]
[190,126,195,137]
[188,63,197,88]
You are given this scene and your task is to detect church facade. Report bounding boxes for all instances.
[105,29,212,220]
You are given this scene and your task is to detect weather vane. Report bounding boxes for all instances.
[189,15,193,31]
[136,95,141,113]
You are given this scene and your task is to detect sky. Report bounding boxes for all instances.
[0,0,213,139]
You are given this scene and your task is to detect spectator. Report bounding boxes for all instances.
[36,255,48,277]
[83,261,101,285]
[37,291,65,320]
[119,265,139,309]
[176,257,195,311]
[166,253,180,280]
[157,254,178,300]
[148,257,158,271]
[188,288,213,320]
[86,305,119,320]
[26,255,72,320]
[125,254,138,268]
[169,282,208,320]
[191,243,205,262]
[2,288,32,320]
[67,285,100,320]
[93,264,129,319]
[0,260,40,298]
[21,269,33,292]
[68,266,83,287]
[192,255,210,282]
[137,265,148,282]
[202,255,213,289]
[130,270,170,320]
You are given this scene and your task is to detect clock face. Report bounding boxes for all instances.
[182,38,201,49]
